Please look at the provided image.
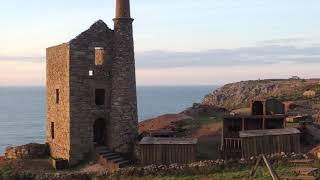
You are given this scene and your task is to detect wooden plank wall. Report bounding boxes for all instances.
[140,144,196,165]
[241,134,300,158]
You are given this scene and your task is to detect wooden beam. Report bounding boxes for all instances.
[249,155,262,180]
[262,155,280,180]
[249,155,280,180]
[242,118,245,131]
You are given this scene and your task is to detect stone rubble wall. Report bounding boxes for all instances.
[117,152,307,177]
[10,153,309,179]
[5,143,49,159]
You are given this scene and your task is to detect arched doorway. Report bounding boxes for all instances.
[252,101,264,115]
[93,118,106,145]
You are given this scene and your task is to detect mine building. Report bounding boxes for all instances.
[221,98,301,158]
[139,137,198,165]
[46,0,138,169]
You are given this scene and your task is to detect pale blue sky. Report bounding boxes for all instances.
[1,0,320,86]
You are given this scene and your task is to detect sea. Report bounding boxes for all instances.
[0,86,216,154]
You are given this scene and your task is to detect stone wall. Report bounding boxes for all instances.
[46,43,71,161]
[110,17,138,156]
[5,143,49,159]
[8,153,308,179]
[68,20,114,165]
[46,18,139,165]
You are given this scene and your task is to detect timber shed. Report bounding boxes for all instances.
[139,137,197,165]
[239,128,300,158]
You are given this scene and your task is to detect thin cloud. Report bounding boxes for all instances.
[136,45,320,69]
[2,42,320,70]
[0,55,44,63]
[256,38,310,45]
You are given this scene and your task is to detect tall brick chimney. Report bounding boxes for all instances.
[110,0,138,157]
[115,0,131,18]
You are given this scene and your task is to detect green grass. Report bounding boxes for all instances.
[114,164,298,180]
[195,116,223,126]
[174,115,223,137]
[312,101,320,109]
[195,115,223,160]
[174,119,200,134]
[286,122,300,128]
[0,163,14,180]
[197,143,221,160]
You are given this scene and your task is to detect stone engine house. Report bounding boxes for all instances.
[46,0,138,165]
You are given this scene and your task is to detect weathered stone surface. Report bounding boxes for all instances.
[46,0,138,166]
[5,143,49,159]
[202,79,320,111]
[110,16,138,156]
[68,20,114,165]
[303,90,316,98]
[46,43,71,162]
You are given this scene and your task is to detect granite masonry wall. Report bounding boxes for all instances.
[46,43,71,161]
[46,0,139,165]
[68,21,114,165]
[110,17,138,156]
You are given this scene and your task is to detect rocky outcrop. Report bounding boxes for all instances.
[5,143,49,159]
[202,79,320,110]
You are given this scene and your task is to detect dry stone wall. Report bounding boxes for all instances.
[8,153,308,179]
[5,143,49,159]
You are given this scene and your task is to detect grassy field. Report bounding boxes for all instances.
[0,163,301,180]
[1,156,319,179]
[115,164,301,180]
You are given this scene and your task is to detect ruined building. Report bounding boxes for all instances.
[46,0,138,166]
[221,98,300,158]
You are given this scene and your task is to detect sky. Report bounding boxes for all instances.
[1,0,320,86]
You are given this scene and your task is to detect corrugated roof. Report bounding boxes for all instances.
[140,137,198,145]
[239,128,300,138]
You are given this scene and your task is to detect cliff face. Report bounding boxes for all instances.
[202,79,320,110]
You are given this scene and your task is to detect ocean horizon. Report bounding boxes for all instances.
[0,85,217,154]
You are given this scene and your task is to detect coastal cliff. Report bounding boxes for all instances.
[202,79,320,111]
